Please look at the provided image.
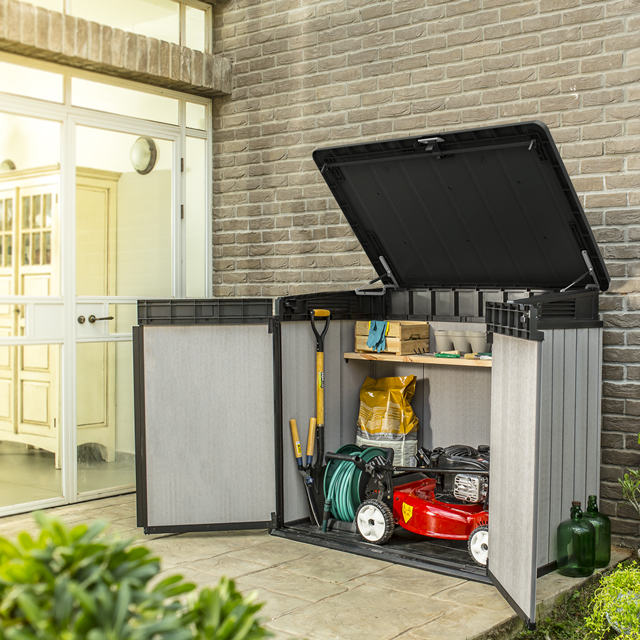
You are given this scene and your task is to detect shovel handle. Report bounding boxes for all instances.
[289,419,303,469]
[306,418,317,466]
[310,309,330,353]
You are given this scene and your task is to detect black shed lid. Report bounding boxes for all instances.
[313,121,610,292]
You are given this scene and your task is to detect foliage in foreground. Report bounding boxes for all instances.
[0,511,272,640]
[586,561,640,640]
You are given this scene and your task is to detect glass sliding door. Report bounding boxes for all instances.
[75,126,175,495]
[0,51,211,514]
[0,113,63,507]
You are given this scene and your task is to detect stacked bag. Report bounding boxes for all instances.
[355,375,419,467]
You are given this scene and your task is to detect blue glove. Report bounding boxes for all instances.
[367,321,388,353]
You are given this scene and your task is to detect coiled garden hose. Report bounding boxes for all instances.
[327,456,359,521]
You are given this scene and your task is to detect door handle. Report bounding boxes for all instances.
[88,315,114,323]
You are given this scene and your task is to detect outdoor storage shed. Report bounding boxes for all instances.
[133,122,610,630]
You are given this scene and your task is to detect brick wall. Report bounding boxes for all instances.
[211,0,640,546]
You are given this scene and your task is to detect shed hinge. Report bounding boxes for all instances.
[356,255,399,296]
[417,136,444,152]
[181,205,184,219]
[181,158,184,172]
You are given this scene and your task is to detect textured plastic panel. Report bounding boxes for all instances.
[142,324,275,527]
[314,121,610,293]
[138,299,272,325]
[277,290,383,322]
[489,333,541,627]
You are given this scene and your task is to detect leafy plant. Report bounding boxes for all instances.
[620,469,640,519]
[0,511,272,640]
[509,581,602,640]
[618,433,640,520]
[585,561,640,639]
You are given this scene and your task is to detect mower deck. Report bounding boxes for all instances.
[273,520,491,584]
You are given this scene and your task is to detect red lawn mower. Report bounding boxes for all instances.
[324,444,491,567]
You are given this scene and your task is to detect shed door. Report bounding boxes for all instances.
[488,333,541,630]
[135,323,275,533]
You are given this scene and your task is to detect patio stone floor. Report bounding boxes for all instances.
[0,493,631,640]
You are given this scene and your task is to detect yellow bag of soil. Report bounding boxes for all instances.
[355,376,419,466]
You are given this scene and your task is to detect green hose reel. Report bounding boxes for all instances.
[324,445,389,522]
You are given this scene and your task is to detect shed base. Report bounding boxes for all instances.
[272,520,491,584]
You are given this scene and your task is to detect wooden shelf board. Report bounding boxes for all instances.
[344,352,493,368]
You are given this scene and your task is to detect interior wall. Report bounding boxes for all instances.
[0,113,60,170]
[116,171,172,297]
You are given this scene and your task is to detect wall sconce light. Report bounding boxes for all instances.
[130,137,158,175]
[0,159,16,171]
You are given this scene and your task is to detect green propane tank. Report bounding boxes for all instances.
[557,501,595,578]
[583,494,611,568]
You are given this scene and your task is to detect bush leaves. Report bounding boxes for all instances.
[0,513,272,640]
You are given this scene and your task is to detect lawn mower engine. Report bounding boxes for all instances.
[425,444,490,506]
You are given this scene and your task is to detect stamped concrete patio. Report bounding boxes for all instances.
[0,493,630,640]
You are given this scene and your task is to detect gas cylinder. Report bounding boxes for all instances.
[556,501,595,578]
[583,494,611,568]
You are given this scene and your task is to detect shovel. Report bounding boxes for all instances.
[310,308,330,499]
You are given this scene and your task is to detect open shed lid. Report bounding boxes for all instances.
[313,121,610,292]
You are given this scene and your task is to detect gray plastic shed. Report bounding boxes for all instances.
[133,122,609,630]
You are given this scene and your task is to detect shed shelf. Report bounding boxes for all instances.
[343,352,493,368]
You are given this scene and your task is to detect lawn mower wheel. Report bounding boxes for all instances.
[356,499,394,545]
[468,524,489,567]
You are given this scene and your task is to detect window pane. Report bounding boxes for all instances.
[0,112,60,173]
[34,195,42,227]
[186,102,206,130]
[0,344,62,508]
[34,234,41,265]
[72,78,179,125]
[185,137,206,297]
[185,6,206,52]
[22,197,31,229]
[0,61,64,103]
[76,127,173,297]
[5,199,12,231]
[22,234,30,266]
[44,232,51,265]
[77,341,135,494]
[67,0,179,44]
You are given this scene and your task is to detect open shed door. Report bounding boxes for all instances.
[134,319,276,534]
[488,333,541,630]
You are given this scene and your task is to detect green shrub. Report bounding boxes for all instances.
[0,511,272,640]
[585,561,640,640]
[618,433,640,520]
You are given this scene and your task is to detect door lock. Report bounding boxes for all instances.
[77,316,85,324]
[88,315,114,323]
